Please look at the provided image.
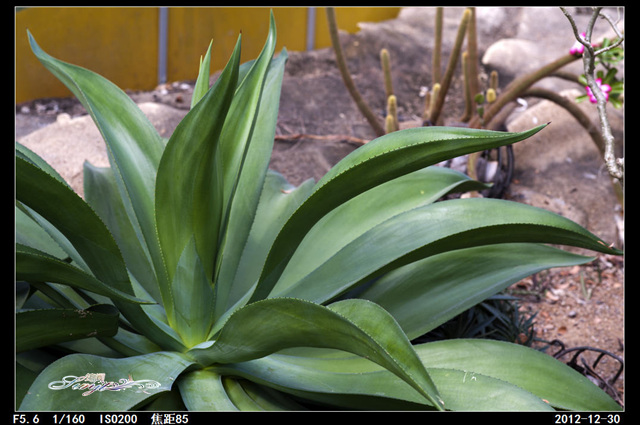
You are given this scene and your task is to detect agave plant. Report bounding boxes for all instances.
[16,14,622,411]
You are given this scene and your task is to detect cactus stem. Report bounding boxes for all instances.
[428,8,471,126]
[380,48,394,100]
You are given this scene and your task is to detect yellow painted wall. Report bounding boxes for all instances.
[16,7,159,103]
[312,7,400,51]
[16,7,400,104]
[166,8,308,83]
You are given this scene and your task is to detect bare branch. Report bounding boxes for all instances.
[560,7,623,186]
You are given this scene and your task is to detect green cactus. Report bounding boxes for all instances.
[460,51,473,123]
[432,7,443,84]
[384,114,396,134]
[423,83,440,125]
[427,8,471,126]
[385,94,399,133]
[380,48,394,100]
[490,70,499,91]
[466,8,480,103]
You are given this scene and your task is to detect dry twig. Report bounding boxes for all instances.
[560,7,624,186]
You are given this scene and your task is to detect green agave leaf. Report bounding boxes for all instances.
[191,40,213,109]
[19,351,194,411]
[415,339,622,411]
[213,35,288,323]
[28,31,166,302]
[16,304,119,352]
[425,368,554,411]
[97,327,163,358]
[17,200,93,276]
[213,351,551,410]
[16,156,185,352]
[216,12,277,217]
[250,125,548,301]
[215,376,308,411]
[83,163,162,303]
[359,243,597,339]
[211,170,315,334]
[16,203,68,261]
[16,244,152,305]
[53,335,124,359]
[178,369,238,411]
[171,237,216,348]
[270,166,488,300]
[16,281,31,310]
[16,362,39,408]
[328,299,443,409]
[16,142,69,187]
[189,297,444,410]
[27,276,174,358]
[16,156,132,295]
[225,378,309,411]
[271,198,620,304]
[26,280,89,310]
[154,34,241,314]
[140,389,187,411]
[222,377,266,411]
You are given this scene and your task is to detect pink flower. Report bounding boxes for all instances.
[585,78,612,103]
[569,32,601,55]
[570,32,587,55]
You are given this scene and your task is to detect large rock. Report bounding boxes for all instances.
[18,102,187,197]
[481,7,621,90]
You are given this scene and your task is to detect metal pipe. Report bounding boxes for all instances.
[157,7,168,85]
[306,7,316,51]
